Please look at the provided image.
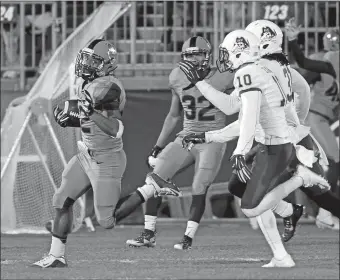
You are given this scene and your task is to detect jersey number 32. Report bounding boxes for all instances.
[182,95,215,121]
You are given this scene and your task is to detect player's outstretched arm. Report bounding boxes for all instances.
[288,39,336,76]
[155,90,182,148]
[285,19,336,77]
[205,120,240,143]
[195,81,241,115]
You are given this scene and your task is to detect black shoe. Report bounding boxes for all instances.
[282,204,304,242]
[126,229,156,247]
[146,172,182,197]
[174,235,192,250]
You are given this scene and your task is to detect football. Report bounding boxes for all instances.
[57,99,81,127]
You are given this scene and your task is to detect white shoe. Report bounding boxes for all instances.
[262,254,295,268]
[316,216,339,230]
[32,254,67,268]
[295,165,330,189]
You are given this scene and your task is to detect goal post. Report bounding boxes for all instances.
[1,1,131,234]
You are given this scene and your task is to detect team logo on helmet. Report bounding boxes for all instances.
[261,26,277,41]
[233,37,250,53]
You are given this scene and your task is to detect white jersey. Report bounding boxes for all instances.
[234,61,292,152]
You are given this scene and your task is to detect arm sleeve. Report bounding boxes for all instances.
[196,80,241,115]
[233,90,261,155]
[289,40,336,77]
[290,68,311,123]
[205,120,240,143]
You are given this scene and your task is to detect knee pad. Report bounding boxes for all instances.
[95,205,116,229]
[53,193,75,210]
[97,216,115,229]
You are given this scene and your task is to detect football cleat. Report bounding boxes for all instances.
[145,172,182,197]
[282,204,304,242]
[32,254,67,268]
[295,165,330,189]
[174,235,192,250]
[316,216,339,230]
[126,229,156,248]
[262,254,295,268]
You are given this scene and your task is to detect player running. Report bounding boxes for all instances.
[33,39,179,268]
[285,19,339,229]
[181,20,339,241]
[126,36,235,250]
[179,29,329,267]
[245,19,340,231]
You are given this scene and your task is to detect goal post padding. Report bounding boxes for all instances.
[1,2,131,234]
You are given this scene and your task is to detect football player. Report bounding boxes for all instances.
[285,19,339,229]
[179,30,329,267]
[181,20,340,239]
[126,36,234,250]
[33,39,179,268]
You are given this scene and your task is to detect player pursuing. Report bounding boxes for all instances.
[285,19,339,229]
[125,36,235,250]
[244,20,340,230]
[33,39,180,268]
[179,29,330,267]
[181,20,340,240]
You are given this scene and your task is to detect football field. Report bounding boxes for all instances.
[1,219,339,279]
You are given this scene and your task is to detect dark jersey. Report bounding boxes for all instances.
[76,76,126,151]
[169,67,234,136]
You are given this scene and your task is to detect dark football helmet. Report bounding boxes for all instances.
[181,36,212,70]
[75,39,118,80]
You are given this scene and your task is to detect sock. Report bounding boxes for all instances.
[49,236,66,257]
[272,201,293,218]
[184,220,199,239]
[137,184,155,201]
[144,215,157,231]
[189,194,207,223]
[115,193,143,223]
[145,196,163,216]
[256,210,288,260]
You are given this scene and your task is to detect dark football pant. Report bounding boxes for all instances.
[240,143,294,211]
[229,136,340,218]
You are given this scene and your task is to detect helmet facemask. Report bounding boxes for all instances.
[75,44,118,80]
[216,46,233,73]
[181,48,211,71]
[323,29,340,51]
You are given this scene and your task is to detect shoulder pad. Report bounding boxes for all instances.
[86,76,122,105]
[169,67,190,91]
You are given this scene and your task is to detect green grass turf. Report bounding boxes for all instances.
[1,220,339,279]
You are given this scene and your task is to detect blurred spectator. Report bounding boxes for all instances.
[161,1,200,51]
[1,4,20,79]
[1,7,62,79]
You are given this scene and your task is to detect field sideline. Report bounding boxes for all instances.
[1,219,339,279]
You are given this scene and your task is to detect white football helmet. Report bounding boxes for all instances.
[217,30,260,72]
[246,20,283,56]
